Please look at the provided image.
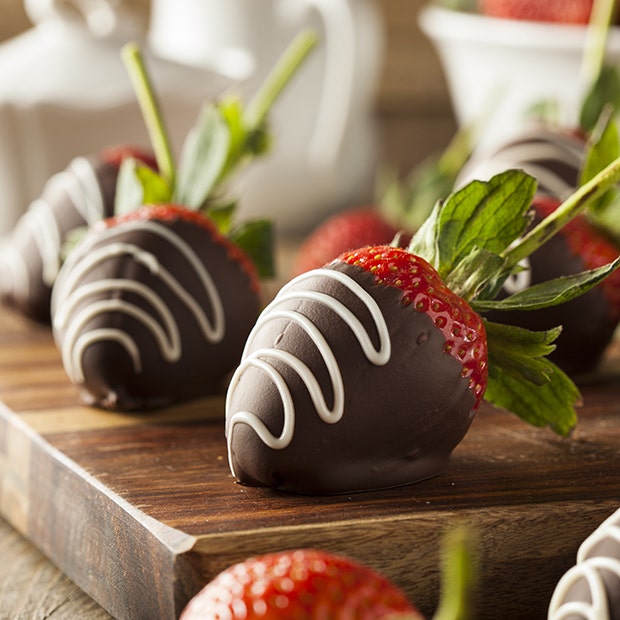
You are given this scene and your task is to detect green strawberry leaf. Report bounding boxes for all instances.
[409,169,536,281]
[580,110,620,240]
[485,321,560,385]
[473,255,620,312]
[119,33,317,282]
[445,246,506,300]
[201,200,237,236]
[581,107,620,210]
[174,104,231,210]
[580,64,620,132]
[484,321,579,435]
[115,158,172,216]
[485,360,579,436]
[230,219,275,279]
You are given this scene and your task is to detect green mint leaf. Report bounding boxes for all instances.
[174,104,231,209]
[409,170,536,278]
[114,158,171,216]
[579,64,620,132]
[474,255,620,312]
[484,321,579,435]
[230,219,275,279]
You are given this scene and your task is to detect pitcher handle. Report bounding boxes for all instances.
[24,0,122,37]
[305,0,356,167]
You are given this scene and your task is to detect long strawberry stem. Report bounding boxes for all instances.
[502,155,620,269]
[244,29,318,130]
[580,0,616,87]
[121,43,176,191]
[431,526,477,620]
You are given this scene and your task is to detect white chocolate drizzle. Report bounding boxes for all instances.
[548,507,620,620]
[0,156,104,294]
[52,219,225,383]
[225,267,391,476]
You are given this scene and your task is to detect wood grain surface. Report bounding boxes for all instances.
[0,295,619,619]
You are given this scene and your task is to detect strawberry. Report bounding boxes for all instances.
[292,208,399,276]
[52,204,260,410]
[0,145,155,322]
[478,0,594,24]
[180,528,475,620]
[180,549,421,619]
[226,165,620,494]
[49,36,317,410]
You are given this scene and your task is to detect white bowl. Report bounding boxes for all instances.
[419,4,620,148]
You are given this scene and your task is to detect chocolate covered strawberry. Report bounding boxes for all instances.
[52,205,260,409]
[51,35,316,410]
[226,165,620,494]
[0,146,156,322]
[181,529,475,620]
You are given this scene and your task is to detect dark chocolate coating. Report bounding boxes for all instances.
[226,262,477,495]
[52,215,260,411]
[485,218,618,376]
[0,150,150,323]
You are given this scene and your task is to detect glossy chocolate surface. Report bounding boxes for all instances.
[52,214,259,411]
[0,153,121,322]
[226,261,476,495]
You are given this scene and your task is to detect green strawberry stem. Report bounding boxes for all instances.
[431,526,477,620]
[244,29,318,130]
[121,43,176,190]
[501,155,620,269]
[580,0,616,88]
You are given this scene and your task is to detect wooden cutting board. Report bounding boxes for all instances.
[0,306,618,620]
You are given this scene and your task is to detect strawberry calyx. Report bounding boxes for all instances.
[116,33,318,281]
[401,154,620,435]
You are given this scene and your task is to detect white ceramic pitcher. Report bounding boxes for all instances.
[148,0,385,233]
[0,0,232,238]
